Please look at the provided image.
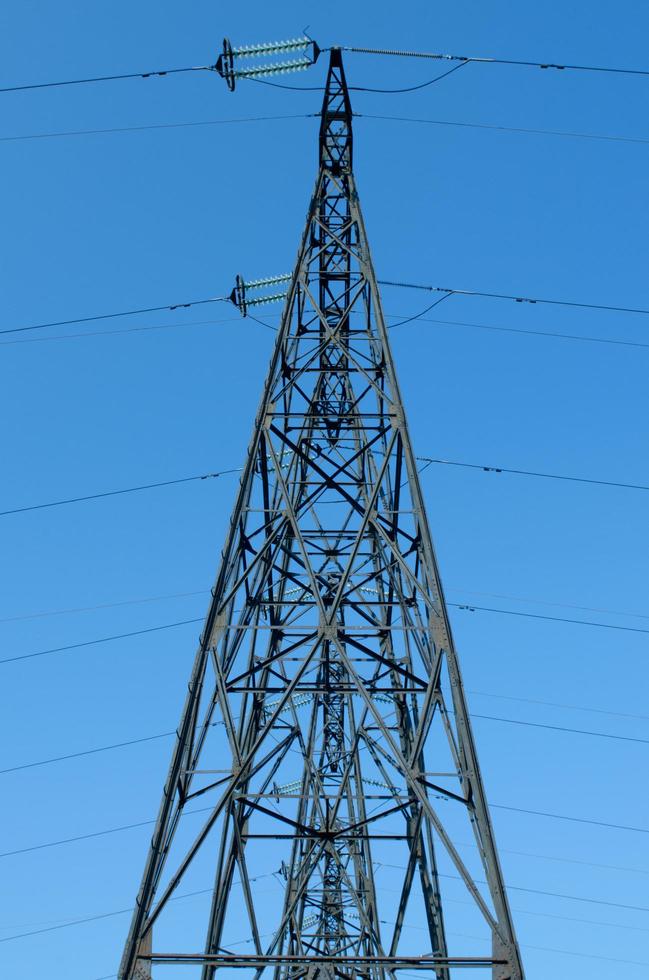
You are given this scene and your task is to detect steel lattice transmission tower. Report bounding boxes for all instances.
[119,48,524,980]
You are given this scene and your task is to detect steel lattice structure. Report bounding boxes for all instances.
[119,48,524,980]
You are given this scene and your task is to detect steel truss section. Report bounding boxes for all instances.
[118,48,524,980]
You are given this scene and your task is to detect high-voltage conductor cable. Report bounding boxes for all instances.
[343,45,649,78]
[2,707,647,776]
[5,37,648,100]
[0,113,316,143]
[2,113,645,146]
[0,295,230,336]
[3,798,649,868]
[393,313,649,350]
[2,454,648,520]
[357,112,649,146]
[0,63,217,94]
[7,278,649,338]
[6,892,649,962]
[5,585,649,632]
[5,310,648,350]
[378,279,649,316]
[0,468,240,516]
[2,601,648,669]
[248,59,470,93]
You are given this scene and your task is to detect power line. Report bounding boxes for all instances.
[0,296,229,337]
[0,468,240,517]
[472,713,649,745]
[359,111,649,146]
[419,455,649,492]
[343,45,649,78]
[3,110,643,147]
[0,617,202,666]
[468,687,649,722]
[6,882,649,958]
[381,863,649,915]
[3,789,647,867]
[8,277,648,341]
[0,64,215,95]
[0,316,239,347]
[0,873,277,944]
[190,61,470,95]
[378,278,649,317]
[0,113,314,144]
[0,806,212,860]
[5,306,645,352]
[491,802,649,835]
[450,602,649,635]
[348,61,469,93]
[387,295,453,328]
[1,598,646,672]
[0,729,175,775]
[3,704,643,778]
[454,587,649,623]
[3,451,647,524]
[5,582,647,632]
[404,313,649,350]
[0,589,207,625]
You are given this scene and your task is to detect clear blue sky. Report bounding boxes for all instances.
[1,1,648,978]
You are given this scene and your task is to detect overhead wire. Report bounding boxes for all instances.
[468,687,649,721]
[343,45,649,78]
[0,589,207,625]
[0,729,176,775]
[2,786,647,866]
[0,113,315,143]
[4,583,648,631]
[387,293,453,328]
[4,307,647,351]
[378,278,649,316]
[4,44,649,99]
[0,871,275,944]
[0,468,240,517]
[242,62,470,94]
[2,829,647,949]
[8,277,649,340]
[417,455,649,492]
[381,863,649,914]
[3,703,645,778]
[471,713,649,745]
[0,64,215,95]
[2,450,647,523]
[358,112,649,146]
[0,296,230,337]
[0,808,208,860]
[0,617,202,666]
[401,313,649,350]
[348,60,470,93]
[2,112,645,147]
[491,802,649,834]
[0,315,233,345]
[7,603,644,671]
[449,602,649,635]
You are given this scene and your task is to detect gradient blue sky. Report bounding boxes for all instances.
[1,1,648,978]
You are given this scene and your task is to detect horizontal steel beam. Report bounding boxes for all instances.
[142,953,504,968]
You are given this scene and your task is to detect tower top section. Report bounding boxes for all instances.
[319,48,353,173]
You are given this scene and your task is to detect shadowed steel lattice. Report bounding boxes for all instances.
[119,48,524,980]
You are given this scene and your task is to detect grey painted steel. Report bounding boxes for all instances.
[118,48,524,980]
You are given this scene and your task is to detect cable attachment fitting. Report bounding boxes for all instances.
[216,36,320,91]
[230,273,292,317]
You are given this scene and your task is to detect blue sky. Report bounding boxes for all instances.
[1,1,648,978]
